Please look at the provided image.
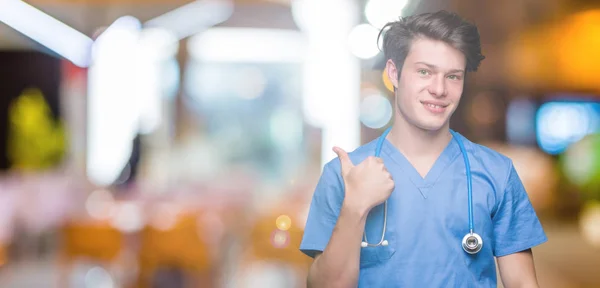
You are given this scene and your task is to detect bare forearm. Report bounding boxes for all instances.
[500,273,539,288]
[501,277,539,288]
[498,249,539,288]
[307,202,368,288]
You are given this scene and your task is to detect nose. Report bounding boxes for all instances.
[428,75,447,98]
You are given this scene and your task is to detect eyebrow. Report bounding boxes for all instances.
[414,61,465,74]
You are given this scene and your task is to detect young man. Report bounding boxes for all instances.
[300,10,547,287]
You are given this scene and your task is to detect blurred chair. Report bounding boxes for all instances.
[248,213,311,267]
[0,242,7,268]
[235,210,311,288]
[136,212,215,288]
[59,220,125,287]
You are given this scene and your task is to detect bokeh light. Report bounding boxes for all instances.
[506,98,537,145]
[360,92,393,129]
[348,24,381,59]
[150,203,180,231]
[85,189,115,220]
[275,215,292,231]
[365,0,410,29]
[580,201,600,248]
[110,202,144,233]
[271,230,290,248]
[561,133,600,197]
[291,0,355,33]
[536,102,600,155]
[553,10,600,91]
[84,266,115,288]
[241,261,296,288]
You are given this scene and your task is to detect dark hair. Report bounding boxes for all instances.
[378,10,485,76]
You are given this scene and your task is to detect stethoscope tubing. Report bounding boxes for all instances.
[362,127,480,254]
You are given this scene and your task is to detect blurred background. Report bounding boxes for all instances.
[0,0,599,287]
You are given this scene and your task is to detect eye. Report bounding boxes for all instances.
[417,69,430,76]
[447,75,462,80]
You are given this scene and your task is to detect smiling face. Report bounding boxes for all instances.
[386,37,466,132]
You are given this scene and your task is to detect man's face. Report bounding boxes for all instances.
[386,37,466,132]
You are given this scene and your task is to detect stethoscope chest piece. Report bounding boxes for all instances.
[462,232,483,254]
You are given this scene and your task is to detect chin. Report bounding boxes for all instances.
[418,124,445,132]
[415,119,448,132]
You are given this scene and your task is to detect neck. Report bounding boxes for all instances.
[387,114,452,159]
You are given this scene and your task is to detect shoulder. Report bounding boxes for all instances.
[453,132,520,215]
[452,131,515,187]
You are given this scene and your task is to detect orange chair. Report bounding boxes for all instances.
[228,211,311,288]
[59,220,125,287]
[0,242,7,268]
[136,212,215,288]
[248,212,312,269]
[61,222,123,262]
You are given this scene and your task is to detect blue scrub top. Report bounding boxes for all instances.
[300,131,547,287]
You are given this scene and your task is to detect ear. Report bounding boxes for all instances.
[385,59,399,89]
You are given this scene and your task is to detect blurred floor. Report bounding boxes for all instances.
[532,221,600,288]
[0,220,598,288]
[0,259,59,288]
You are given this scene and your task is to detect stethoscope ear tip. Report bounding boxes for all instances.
[360,240,388,248]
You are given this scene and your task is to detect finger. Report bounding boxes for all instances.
[382,164,389,173]
[333,146,354,173]
[385,171,393,180]
[387,180,395,190]
[365,156,383,164]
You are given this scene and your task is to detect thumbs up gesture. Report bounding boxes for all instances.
[333,146,395,216]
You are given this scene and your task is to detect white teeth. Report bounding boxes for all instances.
[425,103,443,109]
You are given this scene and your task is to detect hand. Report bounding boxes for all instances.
[333,146,395,215]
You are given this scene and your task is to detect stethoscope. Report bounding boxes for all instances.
[360,127,483,255]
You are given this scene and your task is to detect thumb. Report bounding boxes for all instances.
[333,146,354,173]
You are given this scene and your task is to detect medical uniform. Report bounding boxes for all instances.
[300,131,547,287]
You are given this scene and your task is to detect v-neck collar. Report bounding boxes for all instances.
[382,135,461,198]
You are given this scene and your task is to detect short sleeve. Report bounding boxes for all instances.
[299,162,344,258]
[492,162,548,257]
